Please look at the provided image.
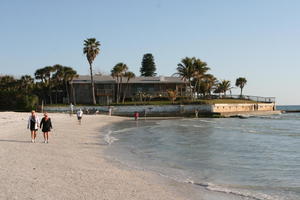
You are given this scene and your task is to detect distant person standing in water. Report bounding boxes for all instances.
[27,110,40,143]
[40,112,53,143]
[77,109,83,124]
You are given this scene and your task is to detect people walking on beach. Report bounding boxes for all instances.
[40,112,53,143]
[77,109,83,124]
[27,110,40,143]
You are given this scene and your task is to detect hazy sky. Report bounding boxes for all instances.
[0,0,299,105]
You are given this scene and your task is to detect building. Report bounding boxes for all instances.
[70,75,186,104]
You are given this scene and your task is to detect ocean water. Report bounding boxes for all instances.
[277,105,300,111]
[103,111,300,200]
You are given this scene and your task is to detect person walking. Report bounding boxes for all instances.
[70,103,74,116]
[40,112,53,143]
[27,110,40,143]
[77,109,83,124]
[134,111,139,121]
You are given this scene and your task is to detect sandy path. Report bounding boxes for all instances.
[0,112,187,200]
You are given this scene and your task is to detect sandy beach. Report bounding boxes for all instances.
[0,112,192,200]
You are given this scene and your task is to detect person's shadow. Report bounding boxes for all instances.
[0,139,31,143]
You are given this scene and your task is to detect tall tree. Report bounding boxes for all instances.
[235,77,247,96]
[216,80,231,96]
[19,75,34,95]
[63,67,78,104]
[111,63,128,103]
[198,74,217,97]
[34,66,55,104]
[174,57,195,98]
[122,71,135,103]
[83,38,100,104]
[192,58,210,97]
[140,53,156,77]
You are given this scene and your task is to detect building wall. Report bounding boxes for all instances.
[73,83,92,104]
[73,82,186,104]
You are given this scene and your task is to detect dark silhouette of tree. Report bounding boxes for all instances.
[235,77,247,96]
[122,71,135,103]
[111,63,128,103]
[140,53,156,77]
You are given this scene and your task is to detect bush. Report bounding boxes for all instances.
[16,95,39,111]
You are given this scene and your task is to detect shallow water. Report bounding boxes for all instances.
[104,112,300,200]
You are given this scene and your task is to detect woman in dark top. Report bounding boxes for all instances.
[27,110,40,143]
[40,112,53,143]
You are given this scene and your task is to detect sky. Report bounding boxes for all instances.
[0,0,299,105]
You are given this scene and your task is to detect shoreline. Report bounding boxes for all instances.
[0,112,254,200]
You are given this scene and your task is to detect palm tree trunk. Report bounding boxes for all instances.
[119,77,123,103]
[71,82,76,105]
[65,81,70,104]
[89,63,96,104]
[122,80,129,103]
[116,77,120,103]
[189,79,193,100]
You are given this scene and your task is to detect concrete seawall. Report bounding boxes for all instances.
[44,103,278,117]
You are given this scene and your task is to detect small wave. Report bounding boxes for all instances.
[112,127,138,134]
[248,130,258,133]
[193,125,204,128]
[185,180,276,200]
[104,131,119,145]
[199,120,216,123]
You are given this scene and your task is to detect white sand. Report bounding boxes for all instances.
[0,112,190,200]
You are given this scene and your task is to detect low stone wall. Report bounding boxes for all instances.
[212,103,275,113]
[44,103,276,117]
[44,104,212,117]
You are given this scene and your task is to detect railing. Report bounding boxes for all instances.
[209,95,275,103]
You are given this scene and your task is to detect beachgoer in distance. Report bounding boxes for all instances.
[195,109,199,118]
[27,110,40,143]
[40,112,53,143]
[70,103,74,116]
[77,109,83,124]
[134,111,139,121]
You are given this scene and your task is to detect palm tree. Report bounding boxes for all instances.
[83,38,100,105]
[52,64,65,104]
[19,75,34,94]
[122,71,135,103]
[198,74,217,98]
[35,66,55,104]
[193,58,210,97]
[111,63,128,103]
[63,67,78,104]
[216,80,231,96]
[235,77,247,97]
[64,67,78,104]
[174,57,195,98]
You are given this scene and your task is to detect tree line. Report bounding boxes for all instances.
[0,65,78,110]
[0,37,247,110]
[175,56,247,99]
